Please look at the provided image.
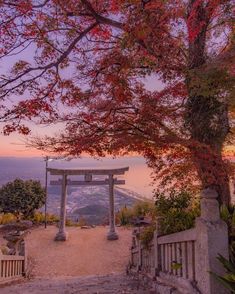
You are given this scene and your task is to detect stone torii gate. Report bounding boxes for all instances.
[47,167,129,241]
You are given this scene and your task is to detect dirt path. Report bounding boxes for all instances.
[24,226,132,277]
[1,273,154,293]
[0,226,149,293]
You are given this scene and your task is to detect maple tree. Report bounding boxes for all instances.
[0,0,234,204]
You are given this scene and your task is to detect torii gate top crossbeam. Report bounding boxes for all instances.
[47,167,129,176]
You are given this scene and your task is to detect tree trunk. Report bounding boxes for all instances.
[188,144,231,206]
[185,0,231,205]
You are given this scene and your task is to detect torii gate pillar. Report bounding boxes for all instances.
[107,175,118,240]
[55,173,68,241]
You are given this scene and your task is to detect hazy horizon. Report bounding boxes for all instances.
[0,155,154,199]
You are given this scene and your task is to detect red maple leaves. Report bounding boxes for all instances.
[0,0,233,201]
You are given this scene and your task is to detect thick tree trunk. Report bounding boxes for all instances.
[186,98,231,206]
[185,91,230,205]
[188,144,231,206]
[185,0,231,205]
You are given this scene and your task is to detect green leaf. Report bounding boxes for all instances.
[220,204,230,223]
[231,209,235,228]
[171,262,182,270]
[217,254,235,274]
[211,272,235,293]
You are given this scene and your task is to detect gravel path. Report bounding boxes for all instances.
[0,226,151,293]
[24,226,132,277]
[0,274,154,293]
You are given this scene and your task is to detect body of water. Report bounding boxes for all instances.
[0,156,154,199]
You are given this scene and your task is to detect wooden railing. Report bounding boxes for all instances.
[130,229,196,279]
[0,255,25,282]
[129,189,229,294]
[0,235,27,284]
[141,243,154,273]
[129,229,201,293]
[131,248,139,268]
[158,228,196,281]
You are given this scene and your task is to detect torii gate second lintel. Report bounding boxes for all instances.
[47,167,129,241]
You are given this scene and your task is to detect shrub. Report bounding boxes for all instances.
[32,211,45,223]
[116,201,156,226]
[132,201,156,219]
[0,213,17,224]
[0,245,9,255]
[47,213,60,224]
[0,179,45,218]
[220,204,235,244]
[139,224,156,249]
[155,190,200,235]
[65,219,78,226]
[77,217,87,227]
[210,206,235,293]
[211,246,235,293]
[31,211,59,224]
[116,206,133,226]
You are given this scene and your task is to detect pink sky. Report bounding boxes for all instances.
[0,75,164,157]
[0,133,43,157]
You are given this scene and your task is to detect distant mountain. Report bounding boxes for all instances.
[71,204,109,225]
[73,204,109,216]
[47,185,139,224]
[0,156,153,225]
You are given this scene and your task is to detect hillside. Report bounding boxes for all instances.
[47,186,145,225]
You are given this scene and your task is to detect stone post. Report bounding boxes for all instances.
[153,217,162,276]
[137,228,142,270]
[23,240,27,276]
[55,173,68,241]
[195,188,229,294]
[107,175,118,240]
[152,230,159,277]
[0,249,2,280]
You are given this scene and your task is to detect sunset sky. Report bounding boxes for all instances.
[0,75,164,157]
[1,125,234,158]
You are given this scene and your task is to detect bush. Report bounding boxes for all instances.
[139,224,156,249]
[211,246,235,293]
[32,211,45,223]
[132,201,156,219]
[0,179,45,218]
[65,219,80,227]
[155,190,200,235]
[0,213,17,224]
[116,206,133,226]
[31,211,59,224]
[220,204,235,244]
[77,217,87,227]
[211,206,235,293]
[116,201,156,226]
[0,245,9,255]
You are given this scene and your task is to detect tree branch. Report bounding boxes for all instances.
[80,0,123,30]
[0,22,98,89]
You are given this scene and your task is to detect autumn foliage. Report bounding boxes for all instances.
[0,0,234,203]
